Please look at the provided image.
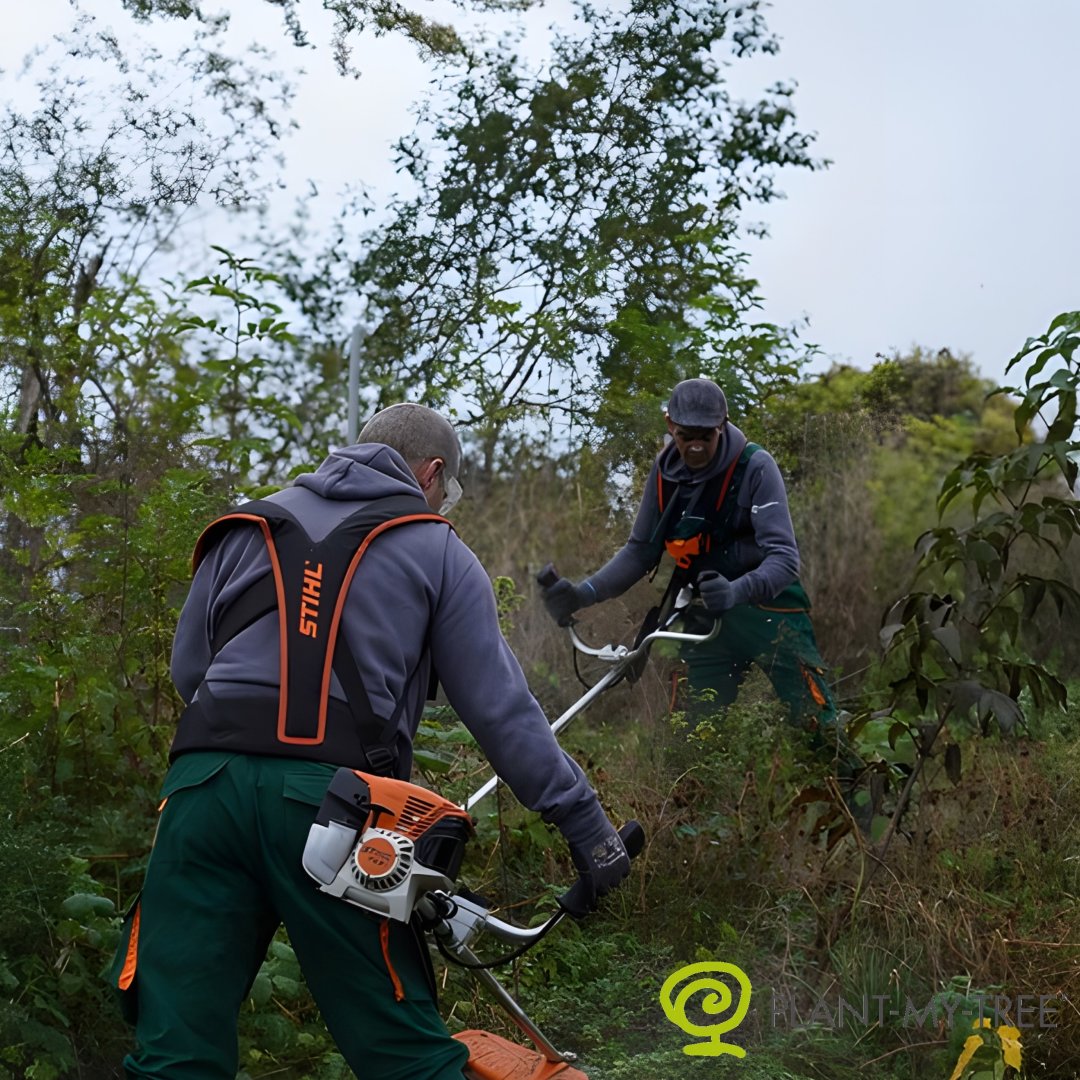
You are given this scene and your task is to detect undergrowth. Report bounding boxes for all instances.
[3,649,1076,1077]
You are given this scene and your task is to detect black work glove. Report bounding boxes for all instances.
[542,577,596,627]
[696,570,735,614]
[560,817,631,919]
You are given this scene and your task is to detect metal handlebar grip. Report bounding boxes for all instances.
[558,820,644,918]
[537,562,560,589]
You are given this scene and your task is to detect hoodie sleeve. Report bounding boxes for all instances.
[582,459,665,602]
[430,537,611,849]
[727,451,800,607]
[171,559,215,704]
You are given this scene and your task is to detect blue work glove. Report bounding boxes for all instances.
[542,577,596,627]
[696,570,735,613]
[560,816,631,919]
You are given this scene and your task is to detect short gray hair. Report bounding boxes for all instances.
[358,403,462,478]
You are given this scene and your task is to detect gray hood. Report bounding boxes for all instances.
[657,422,749,486]
[293,443,424,503]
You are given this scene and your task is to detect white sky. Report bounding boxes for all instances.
[735,1,1080,387]
[3,0,1078,389]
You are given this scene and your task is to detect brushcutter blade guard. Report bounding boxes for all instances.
[456,1029,588,1079]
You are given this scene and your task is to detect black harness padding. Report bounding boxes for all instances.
[621,445,762,685]
[171,493,447,775]
[655,442,761,588]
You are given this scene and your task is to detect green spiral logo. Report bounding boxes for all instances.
[659,961,752,1057]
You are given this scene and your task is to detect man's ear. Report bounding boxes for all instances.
[665,416,676,437]
[415,457,443,491]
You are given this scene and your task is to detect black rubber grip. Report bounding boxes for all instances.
[537,562,560,588]
[619,819,646,859]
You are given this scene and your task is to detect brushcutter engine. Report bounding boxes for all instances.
[302,767,473,923]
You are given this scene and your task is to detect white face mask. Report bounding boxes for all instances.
[439,474,463,516]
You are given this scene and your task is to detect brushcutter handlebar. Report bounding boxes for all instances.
[425,820,645,952]
[536,562,560,590]
[537,561,721,662]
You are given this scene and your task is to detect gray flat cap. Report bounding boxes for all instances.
[666,378,728,428]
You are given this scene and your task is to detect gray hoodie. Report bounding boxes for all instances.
[585,422,801,608]
[171,443,608,846]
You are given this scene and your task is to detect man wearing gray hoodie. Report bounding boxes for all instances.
[116,404,629,1080]
[541,379,837,732]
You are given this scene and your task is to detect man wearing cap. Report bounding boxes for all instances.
[541,378,839,738]
[114,403,631,1079]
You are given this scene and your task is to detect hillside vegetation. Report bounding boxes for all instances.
[1,330,1078,1078]
[2,2,1077,1074]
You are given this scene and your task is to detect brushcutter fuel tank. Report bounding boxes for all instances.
[302,767,474,922]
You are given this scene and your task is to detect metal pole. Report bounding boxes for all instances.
[465,666,625,813]
[347,323,366,444]
[469,953,574,1064]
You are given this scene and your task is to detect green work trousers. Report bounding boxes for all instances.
[681,602,837,730]
[114,752,468,1080]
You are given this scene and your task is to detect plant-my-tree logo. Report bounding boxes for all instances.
[770,991,1063,1031]
[659,961,752,1057]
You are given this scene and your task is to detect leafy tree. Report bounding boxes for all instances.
[0,0,309,685]
[752,349,1023,675]
[858,312,1080,859]
[281,0,821,474]
[117,0,539,72]
[0,4,295,464]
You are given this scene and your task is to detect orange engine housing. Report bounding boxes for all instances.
[358,770,474,839]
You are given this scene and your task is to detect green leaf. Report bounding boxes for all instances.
[270,974,301,1000]
[268,940,297,964]
[1006,334,1043,374]
[977,690,1022,734]
[932,625,962,664]
[58,970,87,996]
[413,747,454,773]
[1020,577,1047,622]
[967,539,999,567]
[1047,310,1080,334]
[60,892,116,920]
[249,971,272,1007]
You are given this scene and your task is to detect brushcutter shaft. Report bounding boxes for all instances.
[464,665,624,812]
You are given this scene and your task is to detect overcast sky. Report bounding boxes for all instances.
[734,1,1080,388]
[3,0,1078,389]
